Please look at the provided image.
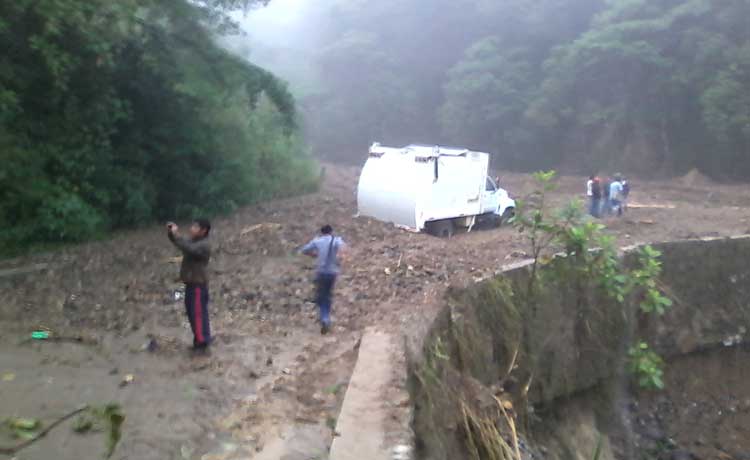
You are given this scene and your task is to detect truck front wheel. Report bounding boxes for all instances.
[426,219,454,238]
[500,207,515,226]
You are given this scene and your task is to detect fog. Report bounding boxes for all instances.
[230,0,308,48]
[224,0,316,85]
[225,0,750,179]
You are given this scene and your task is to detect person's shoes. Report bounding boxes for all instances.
[320,324,331,335]
[191,342,211,355]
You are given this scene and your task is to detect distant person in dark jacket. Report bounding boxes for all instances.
[589,176,602,218]
[602,177,612,216]
[300,225,346,335]
[167,218,212,351]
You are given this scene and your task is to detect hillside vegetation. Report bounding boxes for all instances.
[0,0,317,255]
[243,0,750,177]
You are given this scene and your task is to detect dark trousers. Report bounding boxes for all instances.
[590,197,601,218]
[611,199,623,216]
[315,273,336,327]
[185,284,211,347]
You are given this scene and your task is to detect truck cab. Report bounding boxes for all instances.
[482,176,515,221]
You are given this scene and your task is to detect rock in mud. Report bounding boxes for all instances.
[671,450,695,460]
[181,444,195,460]
[119,373,135,387]
[393,444,412,460]
[642,424,665,441]
[142,337,158,352]
[200,442,238,460]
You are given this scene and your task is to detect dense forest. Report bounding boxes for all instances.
[0,0,317,255]
[237,0,750,177]
[3,0,749,253]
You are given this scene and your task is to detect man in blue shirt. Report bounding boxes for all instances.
[301,225,346,334]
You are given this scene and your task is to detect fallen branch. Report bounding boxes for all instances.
[0,405,88,455]
[503,346,519,380]
[240,223,282,236]
[627,203,676,209]
[0,263,48,279]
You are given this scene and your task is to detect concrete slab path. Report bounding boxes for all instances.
[329,328,394,460]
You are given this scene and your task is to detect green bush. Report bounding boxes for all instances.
[628,342,665,390]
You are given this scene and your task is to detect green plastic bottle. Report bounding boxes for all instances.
[31,331,50,340]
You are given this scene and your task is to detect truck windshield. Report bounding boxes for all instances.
[485,177,496,192]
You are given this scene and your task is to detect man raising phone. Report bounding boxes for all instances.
[167,219,212,351]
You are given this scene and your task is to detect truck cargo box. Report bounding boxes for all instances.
[357,143,515,234]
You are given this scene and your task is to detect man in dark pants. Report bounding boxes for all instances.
[301,225,346,334]
[167,219,212,350]
[602,176,612,216]
[590,176,602,218]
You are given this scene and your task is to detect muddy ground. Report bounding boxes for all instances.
[619,346,750,460]
[1,164,749,460]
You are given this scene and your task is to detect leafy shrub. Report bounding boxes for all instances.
[629,342,665,390]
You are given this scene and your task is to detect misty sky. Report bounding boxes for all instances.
[235,0,306,33]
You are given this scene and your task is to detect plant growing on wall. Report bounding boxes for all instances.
[510,170,559,299]
[628,341,665,390]
[513,171,673,390]
[630,246,674,315]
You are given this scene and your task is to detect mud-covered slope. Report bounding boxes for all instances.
[1,165,749,459]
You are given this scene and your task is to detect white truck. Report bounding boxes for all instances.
[356,143,516,237]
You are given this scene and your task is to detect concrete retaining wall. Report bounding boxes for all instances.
[409,236,750,460]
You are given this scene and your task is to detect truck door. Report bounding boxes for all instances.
[481,176,500,214]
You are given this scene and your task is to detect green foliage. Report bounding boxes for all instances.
[512,170,560,295]
[440,39,535,153]
[516,0,750,175]
[631,246,673,315]
[628,341,665,390]
[4,417,41,441]
[325,416,337,431]
[0,0,316,256]
[512,171,558,239]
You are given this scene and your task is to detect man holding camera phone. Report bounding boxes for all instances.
[166,219,212,351]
